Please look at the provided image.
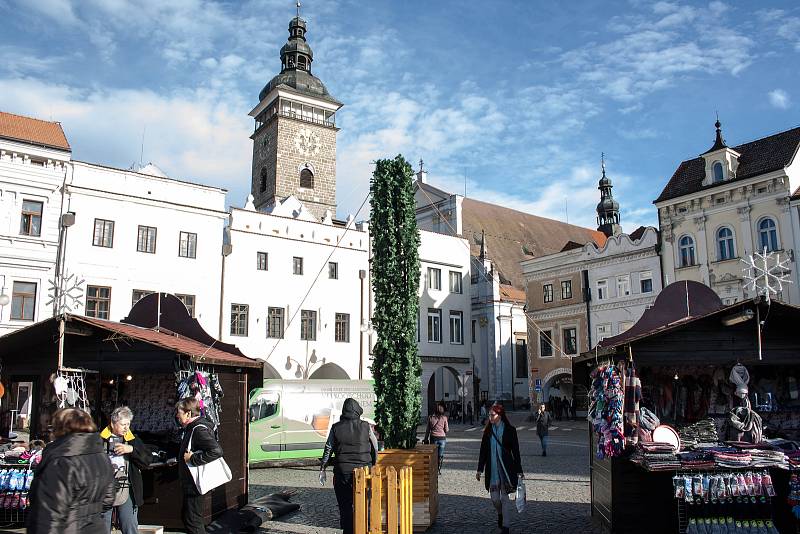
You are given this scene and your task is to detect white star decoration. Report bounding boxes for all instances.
[46,270,86,314]
[741,248,793,302]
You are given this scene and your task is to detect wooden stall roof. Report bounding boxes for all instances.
[0,313,262,369]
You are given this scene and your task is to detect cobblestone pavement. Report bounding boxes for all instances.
[251,417,606,534]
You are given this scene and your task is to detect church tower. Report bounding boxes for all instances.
[596,155,622,237]
[248,5,342,220]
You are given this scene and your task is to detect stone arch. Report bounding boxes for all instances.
[542,367,572,402]
[426,366,463,417]
[263,362,281,380]
[308,362,350,380]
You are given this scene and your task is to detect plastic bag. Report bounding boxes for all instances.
[515,478,526,513]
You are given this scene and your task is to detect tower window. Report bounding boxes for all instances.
[260,167,268,192]
[298,56,307,70]
[300,168,314,189]
[713,161,724,183]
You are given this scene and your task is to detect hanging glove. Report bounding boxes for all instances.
[319,470,327,486]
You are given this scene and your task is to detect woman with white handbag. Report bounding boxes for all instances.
[176,398,225,534]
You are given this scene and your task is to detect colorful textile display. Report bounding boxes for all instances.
[589,363,625,459]
[679,418,719,448]
[789,473,800,518]
[177,370,224,431]
[623,361,642,446]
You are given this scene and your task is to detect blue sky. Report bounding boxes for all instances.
[2,0,800,232]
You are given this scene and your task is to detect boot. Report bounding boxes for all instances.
[542,450,547,457]
[501,528,510,534]
[498,513,503,528]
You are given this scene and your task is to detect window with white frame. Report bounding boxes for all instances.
[640,271,653,293]
[596,323,612,341]
[11,281,37,321]
[539,330,553,358]
[713,161,724,183]
[86,285,111,319]
[328,262,338,279]
[293,257,304,275]
[176,294,196,317]
[543,284,553,303]
[19,200,43,237]
[300,309,317,340]
[758,218,779,252]
[335,313,350,342]
[427,267,441,290]
[449,271,462,294]
[449,311,463,344]
[596,279,608,300]
[471,320,476,343]
[179,231,197,258]
[131,289,153,307]
[137,225,157,253]
[679,235,695,267]
[561,280,572,300]
[515,339,528,379]
[617,275,631,297]
[267,307,284,338]
[427,308,442,343]
[562,327,577,355]
[257,252,268,271]
[230,304,249,336]
[619,321,633,333]
[716,227,735,260]
[92,219,114,248]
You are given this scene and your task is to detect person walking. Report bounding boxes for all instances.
[100,406,152,534]
[176,398,223,534]
[424,403,449,475]
[480,402,488,425]
[536,403,552,457]
[27,408,115,534]
[467,401,474,425]
[570,397,577,420]
[319,398,378,534]
[476,404,524,534]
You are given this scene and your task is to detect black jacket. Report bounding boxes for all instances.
[100,427,152,506]
[27,432,115,534]
[321,398,377,475]
[536,411,552,437]
[178,417,224,493]
[477,423,523,492]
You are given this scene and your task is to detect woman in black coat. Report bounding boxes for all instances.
[476,404,523,534]
[27,408,115,534]
[176,397,224,534]
[100,406,152,534]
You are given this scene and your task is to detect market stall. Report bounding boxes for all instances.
[0,293,262,529]
[575,281,800,534]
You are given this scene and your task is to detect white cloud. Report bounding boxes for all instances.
[768,89,790,109]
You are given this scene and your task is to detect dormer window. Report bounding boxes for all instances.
[713,161,724,182]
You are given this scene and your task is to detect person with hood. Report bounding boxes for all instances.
[476,403,523,534]
[176,397,223,534]
[27,408,115,534]
[319,398,378,534]
[99,406,152,534]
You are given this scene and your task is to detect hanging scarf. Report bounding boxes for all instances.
[729,364,749,399]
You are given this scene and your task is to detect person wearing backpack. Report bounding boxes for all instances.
[476,404,523,534]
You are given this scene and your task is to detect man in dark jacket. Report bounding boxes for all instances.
[177,398,224,534]
[319,398,378,534]
[100,406,152,534]
[27,408,115,534]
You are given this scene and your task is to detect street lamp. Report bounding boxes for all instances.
[285,350,326,380]
[0,275,10,322]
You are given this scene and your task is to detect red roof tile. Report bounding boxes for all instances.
[0,111,70,151]
[73,315,262,368]
[499,284,525,303]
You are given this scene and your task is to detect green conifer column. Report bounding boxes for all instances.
[370,155,422,449]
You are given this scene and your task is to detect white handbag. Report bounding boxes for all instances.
[187,425,232,495]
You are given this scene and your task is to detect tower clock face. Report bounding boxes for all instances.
[294,128,320,157]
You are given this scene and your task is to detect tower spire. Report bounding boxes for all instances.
[708,113,727,152]
[596,154,621,238]
[296,0,301,18]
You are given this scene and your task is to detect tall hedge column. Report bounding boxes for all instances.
[370,155,422,450]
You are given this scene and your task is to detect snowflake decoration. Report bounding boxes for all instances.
[47,270,86,314]
[741,248,793,302]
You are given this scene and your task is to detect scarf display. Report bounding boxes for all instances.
[729,363,750,399]
[729,399,763,445]
[623,362,642,446]
[589,364,625,459]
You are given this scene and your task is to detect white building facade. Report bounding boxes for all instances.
[61,161,228,334]
[0,112,71,335]
[656,123,800,305]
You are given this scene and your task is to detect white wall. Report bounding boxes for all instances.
[0,139,69,334]
[222,207,369,381]
[62,162,227,334]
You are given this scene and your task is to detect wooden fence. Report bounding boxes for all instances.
[354,465,413,534]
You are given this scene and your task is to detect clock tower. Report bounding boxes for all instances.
[249,9,342,220]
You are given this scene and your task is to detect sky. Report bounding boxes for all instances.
[2,0,800,232]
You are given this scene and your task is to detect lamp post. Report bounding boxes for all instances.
[285,349,325,380]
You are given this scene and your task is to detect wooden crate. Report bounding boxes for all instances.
[377,445,438,531]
